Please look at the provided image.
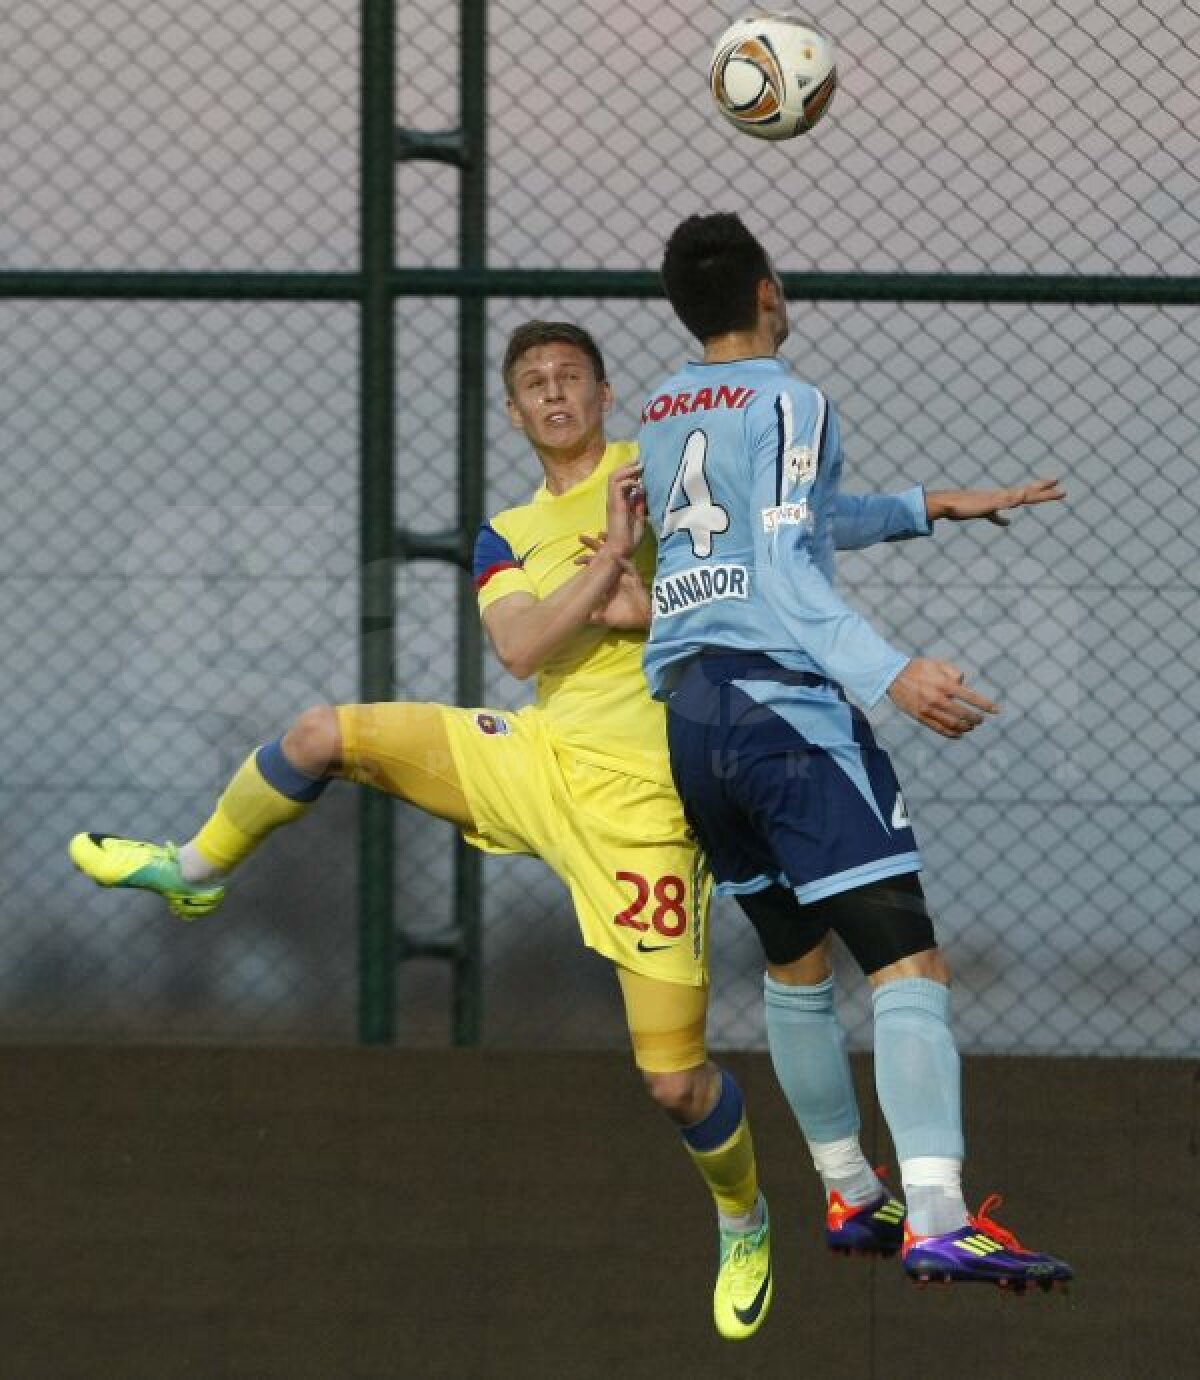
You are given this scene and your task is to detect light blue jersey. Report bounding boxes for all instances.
[639,357,927,704]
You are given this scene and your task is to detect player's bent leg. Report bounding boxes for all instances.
[280,703,343,775]
[869,964,969,1246]
[866,939,959,1243]
[766,968,904,1255]
[69,704,342,918]
[742,886,902,1256]
[616,967,771,1341]
[674,1063,771,1342]
[68,719,330,918]
[869,955,1073,1289]
[189,716,336,873]
[69,701,477,920]
[335,703,474,828]
[783,883,954,1253]
[617,971,757,1214]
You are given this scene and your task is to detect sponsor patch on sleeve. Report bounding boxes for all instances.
[761,499,812,533]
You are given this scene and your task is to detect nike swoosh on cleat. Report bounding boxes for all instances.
[733,1265,771,1326]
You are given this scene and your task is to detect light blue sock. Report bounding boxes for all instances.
[872,978,965,1163]
[764,974,861,1145]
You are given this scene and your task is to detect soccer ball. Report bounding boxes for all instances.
[710,13,837,141]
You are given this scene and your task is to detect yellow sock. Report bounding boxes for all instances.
[189,740,326,873]
[682,1069,760,1219]
[687,1115,759,1218]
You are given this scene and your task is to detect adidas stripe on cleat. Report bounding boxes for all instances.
[826,1187,906,1257]
[68,832,226,920]
[902,1194,1073,1291]
[713,1197,773,1341]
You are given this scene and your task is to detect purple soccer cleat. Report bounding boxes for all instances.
[902,1194,1073,1292]
[826,1187,906,1257]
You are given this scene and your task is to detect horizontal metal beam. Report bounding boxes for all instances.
[784,271,1200,307]
[394,127,468,166]
[2,268,1198,307]
[394,526,472,568]
[0,271,360,301]
[394,930,466,961]
[390,267,1200,306]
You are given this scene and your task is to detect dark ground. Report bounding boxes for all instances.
[0,1047,1194,1379]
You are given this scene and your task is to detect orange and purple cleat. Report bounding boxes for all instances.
[901,1194,1073,1291]
[826,1186,907,1257]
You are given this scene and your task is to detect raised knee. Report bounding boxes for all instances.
[872,947,952,988]
[282,705,341,776]
[642,1067,712,1124]
[913,949,951,985]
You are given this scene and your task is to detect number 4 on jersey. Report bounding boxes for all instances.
[660,430,730,558]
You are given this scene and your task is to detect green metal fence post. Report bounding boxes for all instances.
[358,0,397,1044]
[451,0,488,1046]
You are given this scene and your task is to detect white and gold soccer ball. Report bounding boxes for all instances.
[709,13,837,141]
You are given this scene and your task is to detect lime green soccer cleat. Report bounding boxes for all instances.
[712,1199,773,1341]
[68,832,225,920]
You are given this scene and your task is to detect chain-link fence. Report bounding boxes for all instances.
[1,2,1197,1053]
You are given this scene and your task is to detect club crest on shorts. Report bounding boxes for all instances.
[474,712,510,736]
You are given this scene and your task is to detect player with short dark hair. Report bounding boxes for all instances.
[634,211,1073,1290]
[70,319,775,1342]
[501,319,607,393]
[71,311,1066,1322]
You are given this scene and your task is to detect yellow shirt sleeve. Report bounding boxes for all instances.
[477,564,535,614]
[473,516,537,614]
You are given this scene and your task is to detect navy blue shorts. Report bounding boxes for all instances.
[665,652,921,903]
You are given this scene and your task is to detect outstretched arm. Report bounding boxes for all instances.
[834,477,1065,549]
[833,488,930,549]
[924,476,1065,526]
[752,389,997,736]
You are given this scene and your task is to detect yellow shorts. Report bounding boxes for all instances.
[336,701,712,1070]
[338,700,709,989]
[440,704,711,991]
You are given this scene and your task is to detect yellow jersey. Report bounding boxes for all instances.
[472,441,671,784]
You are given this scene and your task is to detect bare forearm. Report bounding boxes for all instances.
[488,550,626,678]
[923,490,958,521]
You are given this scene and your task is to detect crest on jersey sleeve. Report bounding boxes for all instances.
[784,445,817,489]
